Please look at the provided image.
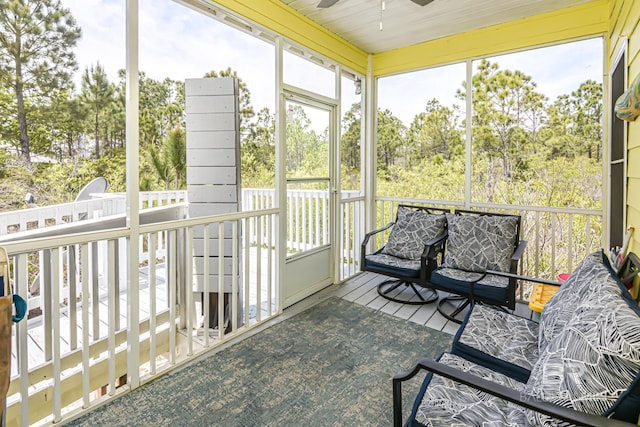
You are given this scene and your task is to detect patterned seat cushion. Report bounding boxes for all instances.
[382,207,446,260]
[430,268,510,305]
[411,353,529,427]
[525,281,640,424]
[364,253,421,277]
[452,304,539,382]
[442,213,519,273]
[538,250,628,354]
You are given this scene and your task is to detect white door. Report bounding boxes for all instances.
[282,90,336,307]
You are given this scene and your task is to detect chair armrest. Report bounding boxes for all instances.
[485,270,562,287]
[421,232,448,278]
[361,222,395,269]
[362,222,395,248]
[509,239,527,272]
[392,358,635,427]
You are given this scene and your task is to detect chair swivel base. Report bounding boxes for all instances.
[377,279,438,304]
[437,295,471,323]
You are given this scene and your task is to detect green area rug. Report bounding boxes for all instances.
[68,297,453,426]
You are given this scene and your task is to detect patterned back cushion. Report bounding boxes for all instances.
[382,207,446,260]
[538,250,624,353]
[442,213,519,273]
[524,287,640,424]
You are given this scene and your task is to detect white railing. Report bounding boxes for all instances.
[0,196,125,235]
[4,205,278,427]
[242,188,363,279]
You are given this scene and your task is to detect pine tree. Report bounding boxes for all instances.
[0,0,81,166]
[81,63,114,159]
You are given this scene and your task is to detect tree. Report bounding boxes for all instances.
[341,102,361,171]
[241,107,275,187]
[148,126,186,189]
[0,0,81,166]
[81,63,114,159]
[460,59,547,178]
[569,80,602,160]
[376,108,405,171]
[407,99,463,166]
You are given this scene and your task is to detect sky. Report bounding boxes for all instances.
[63,0,603,127]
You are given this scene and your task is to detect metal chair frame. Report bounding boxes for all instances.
[361,205,449,305]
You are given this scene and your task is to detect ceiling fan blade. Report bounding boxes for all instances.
[317,0,340,8]
[410,0,434,5]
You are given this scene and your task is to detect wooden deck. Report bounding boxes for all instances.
[290,271,534,336]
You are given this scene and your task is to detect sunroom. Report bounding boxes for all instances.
[2,0,639,425]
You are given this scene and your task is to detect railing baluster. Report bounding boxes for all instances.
[80,243,90,408]
[266,215,273,317]
[52,247,62,422]
[168,230,176,365]
[232,221,239,330]
[107,240,116,395]
[186,226,194,355]
[218,223,225,340]
[68,244,78,350]
[91,241,100,341]
[149,233,157,374]
[256,218,262,323]
[203,224,210,347]
[16,254,29,426]
[244,217,251,328]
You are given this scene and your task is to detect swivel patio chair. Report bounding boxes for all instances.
[428,209,527,323]
[361,205,449,304]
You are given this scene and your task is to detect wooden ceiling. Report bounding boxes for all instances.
[279,0,593,54]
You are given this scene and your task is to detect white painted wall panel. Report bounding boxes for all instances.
[188,185,238,203]
[186,167,237,185]
[194,256,234,274]
[186,113,236,132]
[192,238,234,256]
[189,203,239,218]
[193,275,235,292]
[186,131,236,149]
[192,222,236,239]
[186,95,236,114]
[186,149,237,167]
[185,77,235,96]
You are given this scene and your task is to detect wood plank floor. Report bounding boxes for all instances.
[307,271,534,336]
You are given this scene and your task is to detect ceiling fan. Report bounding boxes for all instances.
[317,0,433,7]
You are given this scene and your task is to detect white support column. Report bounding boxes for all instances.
[465,59,473,210]
[125,0,140,390]
[364,54,376,236]
[333,66,342,282]
[275,36,285,311]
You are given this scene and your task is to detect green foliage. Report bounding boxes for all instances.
[81,62,114,159]
[0,0,81,165]
[146,127,186,190]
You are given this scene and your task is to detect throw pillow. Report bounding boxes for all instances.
[524,288,640,425]
[537,250,623,353]
[442,213,519,273]
[382,207,446,260]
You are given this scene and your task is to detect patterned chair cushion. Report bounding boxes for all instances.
[442,213,519,273]
[430,268,510,305]
[364,253,421,277]
[412,353,529,427]
[382,207,446,260]
[452,304,539,382]
[524,288,640,424]
[538,250,626,354]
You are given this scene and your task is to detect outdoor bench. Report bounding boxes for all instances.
[393,249,640,426]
